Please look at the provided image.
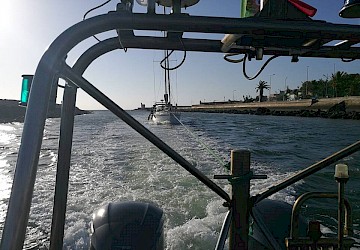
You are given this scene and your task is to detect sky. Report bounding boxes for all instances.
[0,0,359,110]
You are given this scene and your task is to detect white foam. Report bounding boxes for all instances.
[166,203,227,250]
[0,124,16,132]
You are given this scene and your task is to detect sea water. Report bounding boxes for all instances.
[0,110,359,249]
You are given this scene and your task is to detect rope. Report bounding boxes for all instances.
[171,114,229,168]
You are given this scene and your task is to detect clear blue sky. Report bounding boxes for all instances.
[0,0,359,110]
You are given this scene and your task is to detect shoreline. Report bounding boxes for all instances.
[0,99,91,124]
[179,97,360,120]
[3,97,360,123]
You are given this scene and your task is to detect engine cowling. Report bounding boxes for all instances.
[90,201,164,250]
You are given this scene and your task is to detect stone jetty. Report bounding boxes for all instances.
[180,97,360,120]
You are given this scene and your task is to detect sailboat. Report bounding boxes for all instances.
[148,41,181,125]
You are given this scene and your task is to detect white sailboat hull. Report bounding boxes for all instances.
[151,110,181,124]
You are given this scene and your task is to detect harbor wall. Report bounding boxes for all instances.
[180,97,360,119]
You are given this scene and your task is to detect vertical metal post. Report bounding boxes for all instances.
[48,76,59,113]
[306,66,309,96]
[172,0,181,14]
[338,180,345,250]
[49,84,78,250]
[335,163,349,250]
[0,61,54,250]
[229,150,250,250]
[147,0,155,13]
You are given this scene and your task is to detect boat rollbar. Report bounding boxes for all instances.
[1,6,360,250]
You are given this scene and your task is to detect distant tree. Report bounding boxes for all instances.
[300,71,360,98]
[330,72,360,97]
[243,95,255,103]
[256,80,269,102]
[347,74,360,96]
[330,71,346,97]
[301,79,330,98]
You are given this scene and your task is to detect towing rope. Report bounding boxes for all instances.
[171,113,230,169]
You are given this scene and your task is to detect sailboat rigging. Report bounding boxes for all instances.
[148,47,181,124]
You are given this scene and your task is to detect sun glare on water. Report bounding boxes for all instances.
[0,125,16,144]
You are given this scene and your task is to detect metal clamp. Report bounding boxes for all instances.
[214,171,267,184]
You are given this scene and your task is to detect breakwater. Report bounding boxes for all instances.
[180,97,360,120]
[0,99,90,123]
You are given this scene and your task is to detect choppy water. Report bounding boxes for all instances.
[0,110,360,249]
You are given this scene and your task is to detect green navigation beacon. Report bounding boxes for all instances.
[20,75,34,106]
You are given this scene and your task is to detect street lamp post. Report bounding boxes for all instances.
[283,77,288,101]
[269,74,275,101]
[306,66,309,96]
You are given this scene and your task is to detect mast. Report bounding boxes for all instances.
[163,50,169,105]
[167,50,171,105]
[162,5,170,105]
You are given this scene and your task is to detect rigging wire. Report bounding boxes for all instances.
[175,66,179,105]
[153,59,163,102]
[165,50,170,99]
[152,57,157,103]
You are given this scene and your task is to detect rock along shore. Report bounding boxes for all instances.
[179,97,360,120]
[0,99,91,123]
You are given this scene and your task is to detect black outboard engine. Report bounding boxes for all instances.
[90,201,164,250]
[249,199,307,249]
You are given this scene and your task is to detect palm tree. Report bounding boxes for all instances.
[256,80,270,102]
[330,71,345,97]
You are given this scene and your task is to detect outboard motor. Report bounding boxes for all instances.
[249,199,307,249]
[90,201,164,250]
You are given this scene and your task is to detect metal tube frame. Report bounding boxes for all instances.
[49,83,77,250]
[215,210,232,250]
[49,35,121,250]
[1,9,359,250]
[338,180,346,249]
[290,192,353,239]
